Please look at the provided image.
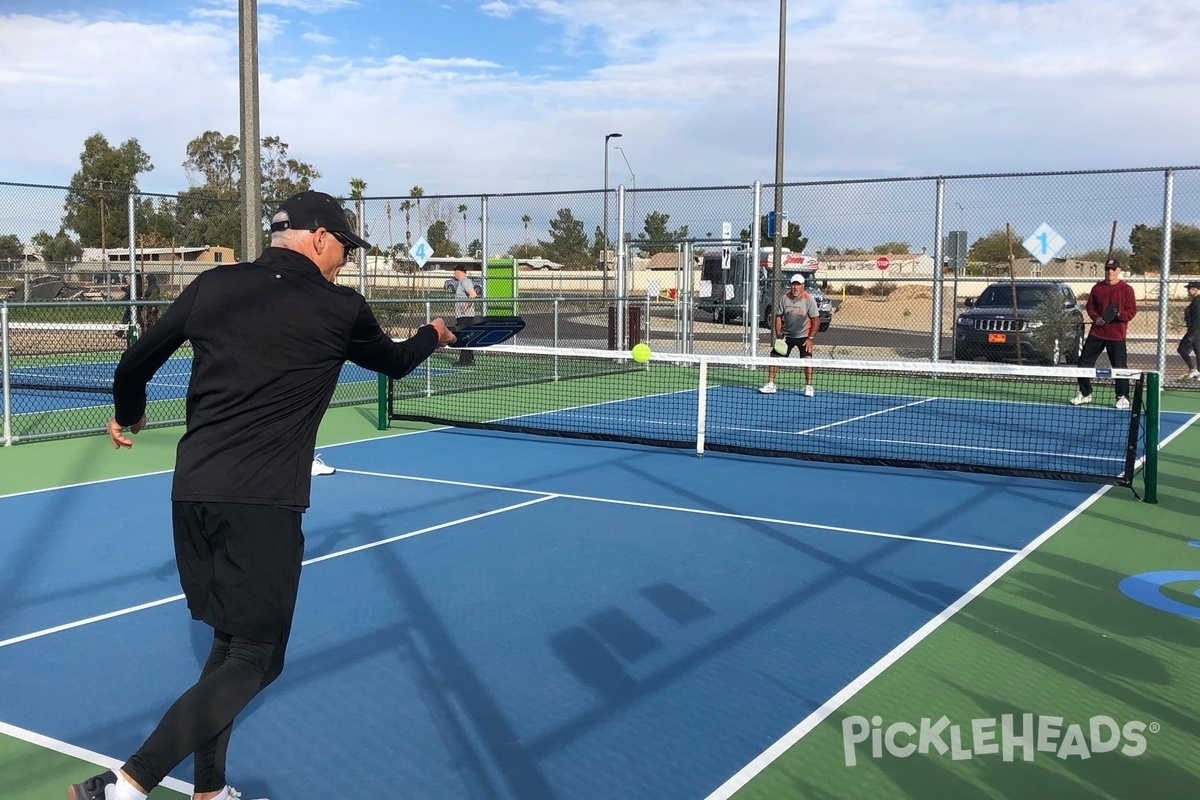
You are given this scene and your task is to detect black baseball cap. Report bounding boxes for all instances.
[269,190,371,250]
[1187,281,1200,290]
[1104,258,1121,270]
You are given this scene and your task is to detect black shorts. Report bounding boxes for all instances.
[770,337,812,358]
[173,501,305,644]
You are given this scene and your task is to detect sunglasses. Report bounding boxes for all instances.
[330,232,358,261]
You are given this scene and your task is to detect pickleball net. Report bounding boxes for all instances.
[386,346,1152,486]
[4,322,135,394]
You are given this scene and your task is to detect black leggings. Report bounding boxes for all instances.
[123,630,287,793]
[1076,334,1129,399]
[1178,331,1200,370]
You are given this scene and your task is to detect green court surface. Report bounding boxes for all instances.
[2,395,1198,799]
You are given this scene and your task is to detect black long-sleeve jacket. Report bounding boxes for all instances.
[112,247,438,509]
[1185,295,1200,336]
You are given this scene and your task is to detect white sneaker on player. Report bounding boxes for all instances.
[1188,369,1200,380]
[311,455,335,476]
[758,382,777,394]
[1115,397,1131,410]
[1069,392,1091,406]
[803,384,815,397]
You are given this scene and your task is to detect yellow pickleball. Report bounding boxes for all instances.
[631,343,651,363]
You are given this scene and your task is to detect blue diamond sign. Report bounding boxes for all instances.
[409,236,434,268]
[1023,223,1066,266]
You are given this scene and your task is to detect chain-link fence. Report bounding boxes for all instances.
[3,167,1199,443]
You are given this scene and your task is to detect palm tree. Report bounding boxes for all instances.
[522,214,531,243]
[457,203,468,250]
[409,186,424,235]
[399,200,413,250]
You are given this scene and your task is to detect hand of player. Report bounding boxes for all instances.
[427,318,457,347]
[107,415,145,449]
[804,339,814,353]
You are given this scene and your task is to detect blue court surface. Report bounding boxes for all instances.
[9,358,378,413]
[0,419,1186,799]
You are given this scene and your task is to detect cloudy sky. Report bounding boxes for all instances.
[1,0,1197,199]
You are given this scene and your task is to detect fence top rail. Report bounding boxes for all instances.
[5,165,1198,200]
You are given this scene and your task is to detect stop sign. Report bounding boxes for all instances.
[876,256,890,270]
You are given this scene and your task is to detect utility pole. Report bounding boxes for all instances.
[771,0,787,311]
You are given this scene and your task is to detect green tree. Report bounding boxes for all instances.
[184,131,240,191]
[537,208,590,268]
[0,234,23,263]
[968,228,1023,264]
[873,241,911,254]
[521,214,531,242]
[467,238,482,259]
[63,133,155,248]
[261,136,320,202]
[507,242,541,259]
[176,131,321,255]
[1074,247,1132,264]
[1129,222,1200,275]
[32,228,83,264]
[637,211,690,255]
[739,215,808,253]
[426,220,462,257]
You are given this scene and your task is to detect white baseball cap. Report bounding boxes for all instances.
[789,274,805,284]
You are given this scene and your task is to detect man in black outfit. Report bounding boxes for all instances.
[69,191,454,800]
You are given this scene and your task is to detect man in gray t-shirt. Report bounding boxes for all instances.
[452,266,478,365]
[760,274,820,396]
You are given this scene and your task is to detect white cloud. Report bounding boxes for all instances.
[0,0,1196,206]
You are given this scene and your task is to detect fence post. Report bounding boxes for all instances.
[931,177,946,362]
[749,181,762,356]
[2,301,10,446]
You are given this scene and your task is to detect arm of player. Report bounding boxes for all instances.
[345,302,454,378]
[109,276,198,442]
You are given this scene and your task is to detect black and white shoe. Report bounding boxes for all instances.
[68,770,117,800]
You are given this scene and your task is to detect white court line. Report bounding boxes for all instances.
[0,719,194,794]
[339,468,1018,554]
[701,410,1200,800]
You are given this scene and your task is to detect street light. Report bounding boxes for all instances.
[603,131,622,296]
[614,145,635,234]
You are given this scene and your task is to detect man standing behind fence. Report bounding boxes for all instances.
[451,265,478,366]
[1071,258,1137,409]
[760,274,820,397]
[1179,280,1200,379]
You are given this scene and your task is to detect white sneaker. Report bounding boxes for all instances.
[758,382,777,394]
[1188,369,1200,380]
[311,455,336,476]
[227,788,270,800]
[803,384,815,397]
[1069,392,1091,406]
[1115,397,1131,410]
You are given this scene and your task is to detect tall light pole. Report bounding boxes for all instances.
[614,145,635,235]
[771,0,787,308]
[603,131,622,296]
[239,0,262,262]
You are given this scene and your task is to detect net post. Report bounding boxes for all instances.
[2,301,11,446]
[377,372,388,431]
[1144,370,1159,503]
[696,357,708,456]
